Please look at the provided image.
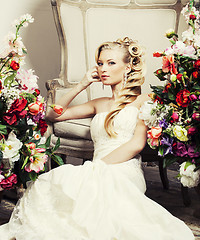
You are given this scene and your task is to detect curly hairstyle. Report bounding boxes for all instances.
[95,37,146,137]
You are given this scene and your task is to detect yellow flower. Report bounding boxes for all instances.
[173,125,188,141]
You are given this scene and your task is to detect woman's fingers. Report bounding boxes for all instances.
[87,67,100,83]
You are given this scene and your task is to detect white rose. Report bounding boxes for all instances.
[2,131,23,163]
[179,162,200,188]
[139,100,158,127]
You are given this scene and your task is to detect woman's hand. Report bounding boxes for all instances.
[78,67,100,90]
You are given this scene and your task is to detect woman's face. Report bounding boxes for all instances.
[97,49,129,87]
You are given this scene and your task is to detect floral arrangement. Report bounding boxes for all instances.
[0,14,63,191]
[139,0,200,188]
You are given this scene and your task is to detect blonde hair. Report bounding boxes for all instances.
[95,37,145,137]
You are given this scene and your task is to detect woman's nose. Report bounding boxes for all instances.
[101,64,107,72]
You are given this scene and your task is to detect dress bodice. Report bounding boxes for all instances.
[90,106,139,160]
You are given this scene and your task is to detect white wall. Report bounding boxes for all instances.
[0,0,60,99]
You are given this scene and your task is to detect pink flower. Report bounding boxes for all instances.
[192,112,200,121]
[188,145,200,158]
[171,112,179,122]
[35,148,46,153]
[188,127,198,135]
[0,174,17,190]
[162,55,178,74]
[174,142,187,157]
[189,94,197,101]
[25,154,48,173]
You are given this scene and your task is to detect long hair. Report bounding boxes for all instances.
[95,37,146,137]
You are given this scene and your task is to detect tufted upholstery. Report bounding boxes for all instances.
[46,0,189,187]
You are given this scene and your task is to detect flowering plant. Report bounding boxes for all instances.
[139,0,200,188]
[0,14,63,191]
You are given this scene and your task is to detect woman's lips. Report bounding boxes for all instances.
[101,75,109,80]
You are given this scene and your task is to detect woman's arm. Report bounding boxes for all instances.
[46,67,100,122]
[101,117,148,164]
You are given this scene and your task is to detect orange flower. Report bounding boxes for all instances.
[147,127,162,140]
[153,52,163,57]
[162,55,178,74]
[28,101,43,115]
[50,104,63,115]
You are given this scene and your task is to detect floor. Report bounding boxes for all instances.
[0,166,199,239]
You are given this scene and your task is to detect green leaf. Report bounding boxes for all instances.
[163,155,179,168]
[168,88,176,101]
[170,39,176,45]
[29,171,38,181]
[192,85,200,90]
[51,154,64,166]
[158,146,164,156]
[45,135,51,148]
[53,137,60,152]
[21,156,29,169]
[4,72,16,86]
[0,124,8,135]
[184,161,192,170]
[37,144,46,149]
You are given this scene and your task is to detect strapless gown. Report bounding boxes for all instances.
[0,106,195,240]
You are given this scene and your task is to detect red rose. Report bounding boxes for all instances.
[153,52,163,57]
[190,14,196,20]
[35,89,40,96]
[194,60,200,69]
[3,98,27,125]
[10,60,20,71]
[192,71,199,79]
[38,119,48,136]
[0,174,17,190]
[176,73,183,81]
[8,98,27,113]
[3,114,18,125]
[176,89,190,107]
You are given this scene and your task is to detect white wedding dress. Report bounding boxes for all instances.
[0,106,194,240]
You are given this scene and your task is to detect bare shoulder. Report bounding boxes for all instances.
[91,97,112,113]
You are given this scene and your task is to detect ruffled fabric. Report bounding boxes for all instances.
[0,106,194,240]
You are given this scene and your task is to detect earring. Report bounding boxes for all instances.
[123,72,127,88]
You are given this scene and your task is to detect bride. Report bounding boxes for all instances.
[0,37,194,240]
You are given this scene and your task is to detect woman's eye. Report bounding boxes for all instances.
[97,62,103,66]
[108,61,116,65]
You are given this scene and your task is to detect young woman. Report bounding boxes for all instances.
[0,37,194,240]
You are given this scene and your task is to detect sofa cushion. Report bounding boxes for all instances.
[51,134,93,151]
[54,118,92,140]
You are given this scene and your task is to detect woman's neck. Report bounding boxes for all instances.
[111,82,123,100]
